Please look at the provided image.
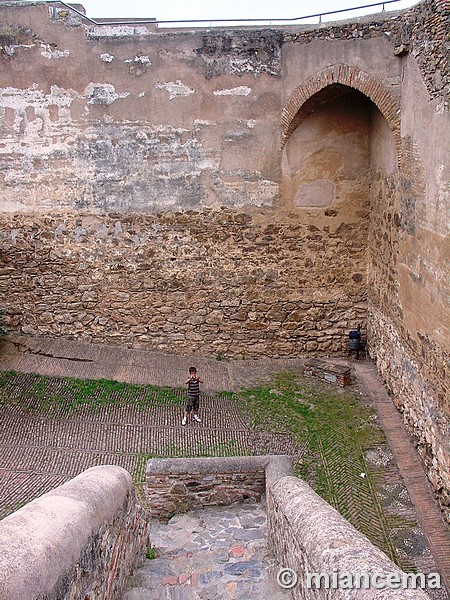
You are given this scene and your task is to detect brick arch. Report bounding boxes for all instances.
[281,64,401,155]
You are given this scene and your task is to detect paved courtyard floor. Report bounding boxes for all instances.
[0,335,449,597]
[123,504,285,600]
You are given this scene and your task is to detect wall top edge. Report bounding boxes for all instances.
[146,455,293,475]
[0,1,425,38]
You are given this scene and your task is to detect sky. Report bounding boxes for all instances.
[74,0,420,27]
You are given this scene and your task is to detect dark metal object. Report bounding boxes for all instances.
[38,0,403,27]
[349,324,362,360]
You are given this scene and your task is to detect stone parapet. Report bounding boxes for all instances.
[267,476,433,600]
[145,455,294,519]
[145,456,440,598]
[0,466,149,600]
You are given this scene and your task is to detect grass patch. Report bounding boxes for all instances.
[0,371,185,415]
[237,370,401,564]
[239,371,381,488]
[215,390,234,400]
[193,439,241,457]
[0,368,413,569]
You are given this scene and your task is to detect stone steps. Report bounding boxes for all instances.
[123,504,286,599]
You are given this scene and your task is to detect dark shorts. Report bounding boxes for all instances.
[186,395,199,413]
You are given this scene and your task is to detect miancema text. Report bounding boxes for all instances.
[306,571,441,590]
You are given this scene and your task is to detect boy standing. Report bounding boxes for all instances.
[182,366,203,426]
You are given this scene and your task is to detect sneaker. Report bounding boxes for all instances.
[193,415,202,423]
[182,417,187,426]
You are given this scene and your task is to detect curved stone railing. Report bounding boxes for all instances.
[0,466,148,600]
[0,458,438,599]
[268,476,434,600]
[145,455,437,599]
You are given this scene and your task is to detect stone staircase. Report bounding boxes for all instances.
[123,503,286,599]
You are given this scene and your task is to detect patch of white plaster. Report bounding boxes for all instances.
[2,44,35,57]
[125,55,151,65]
[155,81,195,100]
[87,25,150,38]
[100,53,114,62]
[40,44,69,59]
[0,85,76,115]
[85,83,130,105]
[436,101,448,115]
[153,124,190,135]
[2,46,15,57]
[213,86,251,96]
[50,85,78,107]
[0,200,29,213]
[229,58,256,74]
[246,120,256,128]
[139,91,146,97]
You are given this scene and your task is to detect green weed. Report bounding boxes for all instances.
[237,370,399,562]
[0,372,186,415]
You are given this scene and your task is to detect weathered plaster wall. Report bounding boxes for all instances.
[367,29,450,516]
[0,4,283,213]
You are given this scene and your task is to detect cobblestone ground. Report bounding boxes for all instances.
[0,336,449,597]
[0,372,297,514]
[123,504,286,600]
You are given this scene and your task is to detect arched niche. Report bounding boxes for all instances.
[281,83,397,211]
[281,64,400,154]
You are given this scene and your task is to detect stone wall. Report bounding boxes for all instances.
[366,0,449,518]
[268,476,434,600]
[0,465,149,600]
[145,456,438,598]
[0,0,448,507]
[145,455,292,519]
[0,210,367,357]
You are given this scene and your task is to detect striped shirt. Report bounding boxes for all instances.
[187,376,200,397]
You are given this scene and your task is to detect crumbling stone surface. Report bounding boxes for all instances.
[0,23,38,58]
[195,29,283,79]
[284,0,449,104]
[0,210,368,357]
[402,0,449,105]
